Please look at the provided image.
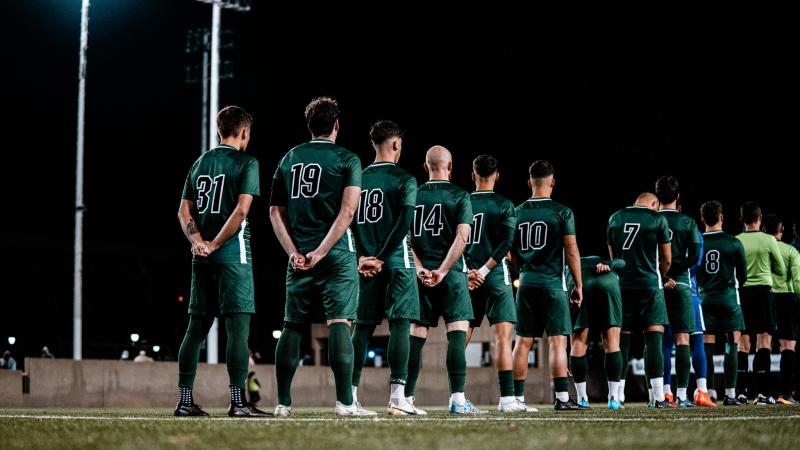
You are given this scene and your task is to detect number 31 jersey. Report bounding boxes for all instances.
[270,139,362,255]
[353,162,417,269]
[182,144,260,264]
[411,180,473,271]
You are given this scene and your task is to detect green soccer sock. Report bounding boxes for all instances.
[405,336,427,397]
[570,355,588,383]
[498,370,514,397]
[725,343,739,390]
[705,343,716,392]
[675,344,691,389]
[446,331,467,393]
[328,323,354,405]
[514,379,526,397]
[620,333,632,383]
[224,313,251,389]
[388,319,411,385]
[605,351,623,382]
[275,323,303,406]
[644,332,665,379]
[178,315,215,388]
[554,376,570,401]
[351,324,375,387]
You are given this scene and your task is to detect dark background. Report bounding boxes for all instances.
[2,1,794,365]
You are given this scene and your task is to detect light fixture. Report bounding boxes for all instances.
[272,330,282,339]
[130,333,140,343]
[152,345,161,353]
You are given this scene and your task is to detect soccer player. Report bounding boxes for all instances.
[568,256,625,410]
[655,176,701,407]
[792,222,800,252]
[608,192,672,408]
[407,146,484,414]
[349,120,420,415]
[736,201,786,405]
[763,214,800,404]
[463,155,522,412]
[696,201,748,405]
[269,97,366,416]
[688,230,715,406]
[175,106,268,417]
[510,160,584,411]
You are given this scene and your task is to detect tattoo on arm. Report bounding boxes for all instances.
[187,219,199,235]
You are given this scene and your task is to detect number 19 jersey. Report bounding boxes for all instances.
[411,180,472,270]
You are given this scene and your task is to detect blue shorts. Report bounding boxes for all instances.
[692,294,705,334]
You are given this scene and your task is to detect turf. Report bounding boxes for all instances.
[1,404,798,449]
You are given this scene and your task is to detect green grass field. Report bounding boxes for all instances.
[2,404,798,449]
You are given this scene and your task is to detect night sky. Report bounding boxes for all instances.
[2,1,794,364]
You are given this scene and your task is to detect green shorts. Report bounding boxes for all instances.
[469,282,516,328]
[621,288,669,331]
[417,270,473,327]
[664,284,696,333]
[515,286,571,337]
[573,273,622,331]
[701,291,745,334]
[189,262,255,317]
[284,250,358,323]
[356,267,420,325]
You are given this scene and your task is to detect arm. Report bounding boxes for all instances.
[481,224,516,274]
[306,186,361,268]
[177,199,208,256]
[375,205,415,262]
[269,205,305,269]
[206,194,254,254]
[412,247,431,280]
[659,242,672,276]
[736,242,748,287]
[770,238,787,277]
[789,249,800,293]
[564,234,583,305]
[672,241,702,275]
[428,223,471,287]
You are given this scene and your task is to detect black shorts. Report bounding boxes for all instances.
[739,285,776,335]
[775,293,800,341]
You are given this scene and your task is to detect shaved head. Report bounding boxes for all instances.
[425,145,452,171]
[635,192,660,210]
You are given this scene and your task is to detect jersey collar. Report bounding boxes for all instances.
[426,180,450,184]
[217,144,238,151]
[369,162,395,167]
[628,205,650,209]
[309,138,334,144]
[528,197,551,202]
[703,230,724,235]
[472,190,494,194]
[661,208,678,212]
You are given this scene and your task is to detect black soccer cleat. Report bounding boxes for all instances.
[228,402,273,418]
[653,400,668,409]
[723,395,745,406]
[554,398,583,411]
[174,402,210,417]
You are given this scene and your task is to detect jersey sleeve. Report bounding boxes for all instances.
[342,153,362,187]
[456,191,473,225]
[239,158,261,196]
[399,176,418,207]
[735,239,748,286]
[769,237,787,277]
[789,247,800,293]
[269,163,288,207]
[181,171,195,201]
[561,207,576,235]
[501,200,517,229]
[657,215,671,244]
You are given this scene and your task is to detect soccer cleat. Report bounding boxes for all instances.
[354,401,378,416]
[723,395,744,406]
[776,395,798,405]
[498,399,528,413]
[665,392,675,404]
[677,399,696,408]
[449,400,487,414]
[274,405,294,417]
[515,396,539,412]
[228,402,272,418]
[607,397,621,410]
[753,394,776,405]
[577,398,591,409]
[694,390,717,407]
[619,401,625,410]
[387,399,416,416]
[336,401,378,416]
[652,400,668,409]
[174,402,209,417]
[406,396,427,415]
[708,389,718,402]
[737,394,749,404]
[554,398,583,411]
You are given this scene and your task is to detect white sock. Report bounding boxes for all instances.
[390,384,406,404]
[405,396,416,405]
[676,387,687,402]
[351,385,358,404]
[709,388,718,399]
[450,392,466,406]
[648,388,654,402]
[651,377,665,402]
[556,391,569,402]
[619,380,626,402]
[575,382,587,401]
[608,381,620,401]
[696,378,708,392]
[725,388,736,398]
[499,395,516,405]
[664,384,672,396]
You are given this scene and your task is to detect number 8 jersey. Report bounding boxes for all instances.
[182,144,260,264]
[411,180,473,270]
[270,139,362,255]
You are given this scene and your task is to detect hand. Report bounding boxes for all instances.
[191,241,210,257]
[468,269,485,290]
[290,252,307,271]
[663,278,677,289]
[595,263,611,274]
[359,256,384,277]
[204,240,219,255]
[427,269,449,287]
[305,249,328,269]
[569,286,583,308]
[416,267,432,285]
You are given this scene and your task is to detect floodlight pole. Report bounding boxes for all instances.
[74,0,90,361]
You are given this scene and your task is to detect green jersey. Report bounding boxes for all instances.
[607,206,671,289]
[411,180,472,271]
[736,231,786,287]
[353,162,417,269]
[270,139,362,255]
[696,231,747,297]
[512,198,576,290]
[773,241,800,294]
[660,209,701,286]
[465,191,516,285]
[181,144,260,264]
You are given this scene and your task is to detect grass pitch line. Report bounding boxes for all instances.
[2,414,800,423]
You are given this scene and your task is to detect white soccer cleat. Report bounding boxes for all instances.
[335,401,377,416]
[514,396,539,412]
[498,399,528,413]
[406,396,427,415]
[274,404,293,417]
[387,399,417,416]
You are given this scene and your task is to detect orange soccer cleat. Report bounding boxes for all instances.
[694,390,718,407]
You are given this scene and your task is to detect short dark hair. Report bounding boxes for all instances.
[740,201,761,225]
[473,155,498,178]
[216,105,252,139]
[700,200,723,227]
[763,214,782,235]
[655,175,680,205]
[369,120,404,145]
[304,97,339,136]
[529,160,554,179]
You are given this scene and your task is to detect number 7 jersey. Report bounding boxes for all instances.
[607,206,671,289]
[270,139,362,255]
[181,144,261,264]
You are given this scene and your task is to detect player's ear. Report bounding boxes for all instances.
[471,172,476,183]
[527,179,532,189]
[550,178,555,189]
[333,119,340,134]
[495,172,500,183]
[423,162,429,173]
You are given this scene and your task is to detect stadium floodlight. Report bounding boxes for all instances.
[130,333,140,343]
[152,345,160,353]
[512,279,520,289]
[194,0,252,12]
[272,330,282,339]
[7,337,15,346]
[368,351,375,359]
